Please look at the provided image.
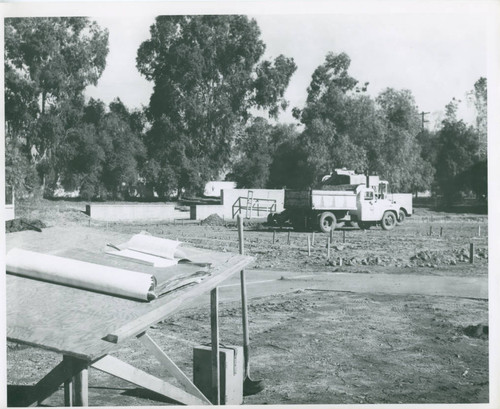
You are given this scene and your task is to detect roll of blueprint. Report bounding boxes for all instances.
[6,248,157,301]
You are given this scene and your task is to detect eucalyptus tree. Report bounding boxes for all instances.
[136,15,296,196]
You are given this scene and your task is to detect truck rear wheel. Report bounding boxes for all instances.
[381,211,397,231]
[397,210,406,225]
[319,212,336,233]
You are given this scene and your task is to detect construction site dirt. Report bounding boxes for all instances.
[6,200,489,405]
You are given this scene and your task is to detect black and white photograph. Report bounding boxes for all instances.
[2,1,499,407]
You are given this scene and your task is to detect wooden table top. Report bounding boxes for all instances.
[6,227,253,362]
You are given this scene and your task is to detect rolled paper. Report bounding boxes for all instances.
[6,248,157,301]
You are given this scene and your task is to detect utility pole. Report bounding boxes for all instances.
[420,111,430,132]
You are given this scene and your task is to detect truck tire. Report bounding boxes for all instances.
[397,210,406,225]
[381,211,397,231]
[319,212,336,233]
[358,221,371,230]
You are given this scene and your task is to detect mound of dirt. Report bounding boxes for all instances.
[202,213,225,226]
[463,324,488,340]
[6,218,46,233]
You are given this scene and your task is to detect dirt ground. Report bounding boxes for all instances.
[6,199,489,405]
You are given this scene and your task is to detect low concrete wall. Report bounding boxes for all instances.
[5,205,15,221]
[191,189,285,220]
[87,203,180,222]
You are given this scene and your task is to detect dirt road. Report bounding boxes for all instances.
[218,269,488,301]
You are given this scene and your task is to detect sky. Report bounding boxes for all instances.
[84,8,488,128]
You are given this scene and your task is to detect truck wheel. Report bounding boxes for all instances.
[381,211,397,231]
[397,210,406,225]
[319,212,336,233]
[358,221,371,230]
[267,213,275,225]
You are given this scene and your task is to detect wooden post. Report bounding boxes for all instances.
[440,227,443,237]
[327,237,331,259]
[429,226,433,236]
[343,230,346,243]
[470,243,474,264]
[287,231,291,245]
[339,257,343,266]
[330,228,334,242]
[478,226,481,237]
[210,288,220,405]
[307,235,311,256]
[312,232,315,246]
[238,215,252,380]
[273,230,276,244]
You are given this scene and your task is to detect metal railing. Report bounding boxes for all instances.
[232,192,277,219]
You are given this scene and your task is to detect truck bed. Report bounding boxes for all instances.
[285,189,358,211]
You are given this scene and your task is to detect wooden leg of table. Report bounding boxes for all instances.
[73,366,88,406]
[210,287,220,405]
[17,355,87,407]
[63,355,88,407]
[63,356,74,407]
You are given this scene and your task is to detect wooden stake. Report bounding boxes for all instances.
[429,226,433,236]
[287,231,290,245]
[470,243,474,264]
[327,237,331,259]
[330,228,334,242]
[440,227,443,237]
[312,231,315,245]
[343,230,346,243]
[478,226,481,237]
[238,215,252,380]
[307,235,311,256]
[210,288,220,405]
[273,230,276,244]
[339,257,343,266]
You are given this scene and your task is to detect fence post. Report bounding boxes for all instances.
[469,243,474,264]
[343,230,346,244]
[273,230,276,244]
[307,235,311,256]
[312,232,315,246]
[327,237,331,259]
[330,228,334,242]
[440,227,443,237]
[287,231,291,245]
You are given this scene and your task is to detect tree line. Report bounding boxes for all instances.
[5,16,487,204]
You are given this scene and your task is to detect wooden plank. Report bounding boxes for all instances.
[103,255,251,344]
[91,355,209,406]
[137,332,211,404]
[210,288,220,405]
